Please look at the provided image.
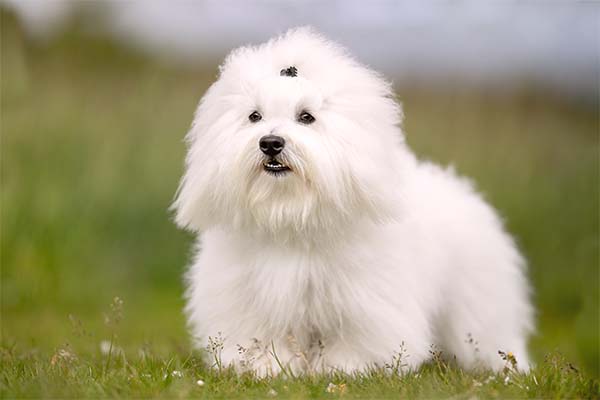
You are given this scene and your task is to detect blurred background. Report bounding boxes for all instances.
[2,1,598,375]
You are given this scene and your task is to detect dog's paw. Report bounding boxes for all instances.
[235,338,287,378]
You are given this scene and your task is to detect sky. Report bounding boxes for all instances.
[3,0,599,98]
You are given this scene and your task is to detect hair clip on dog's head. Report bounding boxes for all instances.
[280,66,298,77]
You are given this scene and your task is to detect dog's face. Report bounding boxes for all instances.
[173,28,408,239]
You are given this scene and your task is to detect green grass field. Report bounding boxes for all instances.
[2,10,599,398]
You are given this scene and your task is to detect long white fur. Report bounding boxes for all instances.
[172,27,533,376]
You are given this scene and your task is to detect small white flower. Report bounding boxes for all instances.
[99,340,123,356]
[267,388,277,397]
[326,383,337,393]
[99,340,112,355]
[196,379,205,387]
[171,370,183,378]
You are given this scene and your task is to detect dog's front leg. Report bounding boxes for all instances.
[319,339,428,374]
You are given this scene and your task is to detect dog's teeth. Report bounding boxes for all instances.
[266,162,286,169]
[263,159,290,174]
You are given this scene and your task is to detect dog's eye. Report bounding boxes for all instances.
[298,111,315,125]
[248,111,262,123]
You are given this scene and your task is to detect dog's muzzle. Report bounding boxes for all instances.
[259,135,291,175]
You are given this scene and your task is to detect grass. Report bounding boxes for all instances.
[1,8,599,398]
[2,347,597,399]
[2,297,598,399]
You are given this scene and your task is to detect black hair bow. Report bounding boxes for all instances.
[280,66,298,77]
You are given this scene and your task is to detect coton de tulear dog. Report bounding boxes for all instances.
[172,28,533,376]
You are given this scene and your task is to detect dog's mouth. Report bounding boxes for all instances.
[263,158,291,175]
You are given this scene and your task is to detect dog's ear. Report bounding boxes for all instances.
[280,66,298,77]
[171,83,229,232]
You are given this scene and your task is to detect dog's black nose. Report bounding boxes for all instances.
[259,135,285,157]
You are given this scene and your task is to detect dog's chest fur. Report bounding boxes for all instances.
[240,242,353,338]
[219,228,406,348]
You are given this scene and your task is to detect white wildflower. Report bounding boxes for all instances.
[171,370,183,378]
[196,379,205,387]
[99,340,122,356]
[326,383,337,393]
[267,388,278,397]
[100,340,112,355]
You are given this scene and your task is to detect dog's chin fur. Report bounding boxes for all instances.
[172,27,534,376]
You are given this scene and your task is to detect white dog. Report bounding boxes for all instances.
[172,28,533,376]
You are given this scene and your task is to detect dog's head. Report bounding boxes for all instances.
[173,28,410,240]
